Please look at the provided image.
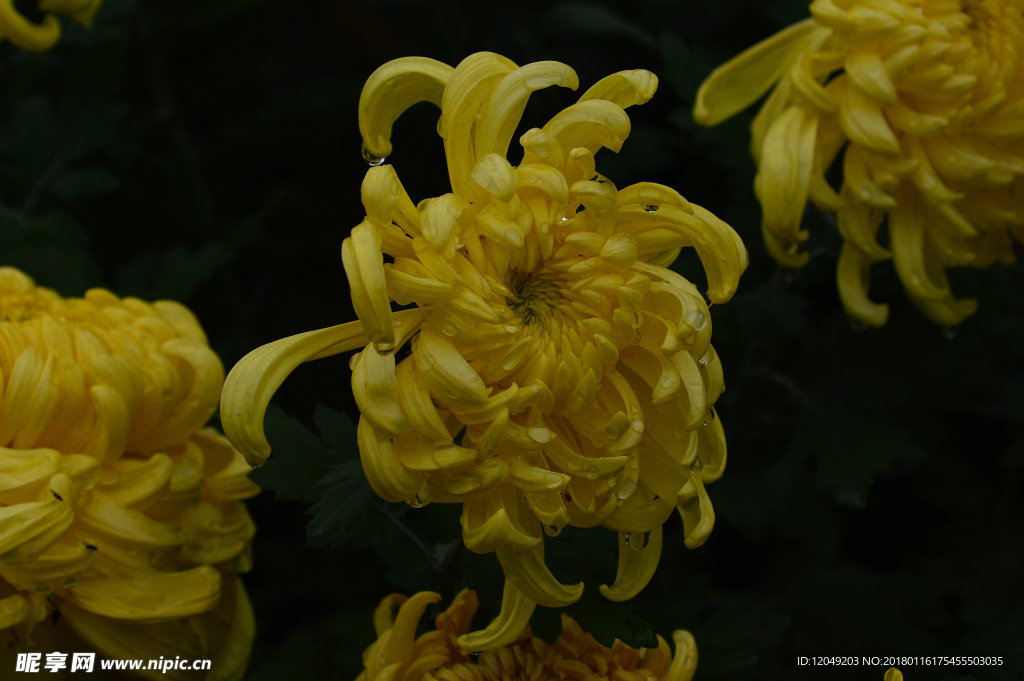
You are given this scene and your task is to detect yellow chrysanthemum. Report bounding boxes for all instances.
[0,0,101,52]
[359,589,697,681]
[695,0,1024,326]
[222,52,746,649]
[0,267,257,681]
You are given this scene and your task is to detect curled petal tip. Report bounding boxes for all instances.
[496,545,583,608]
[457,581,535,653]
[220,322,369,466]
[599,526,663,602]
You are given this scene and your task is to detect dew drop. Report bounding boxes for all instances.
[408,494,429,509]
[373,341,396,355]
[624,531,651,551]
[583,464,600,479]
[643,204,659,212]
[690,456,704,475]
[514,548,534,557]
[441,322,458,337]
[504,323,519,334]
[544,525,563,537]
[469,652,481,663]
[455,238,466,249]
[528,427,552,443]
[361,144,386,166]
[630,418,644,433]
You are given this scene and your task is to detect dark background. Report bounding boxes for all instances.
[2,0,1021,679]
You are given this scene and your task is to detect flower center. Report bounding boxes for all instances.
[505,269,563,326]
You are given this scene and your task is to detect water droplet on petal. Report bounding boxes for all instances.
[361,144,386,166]
[373,341,396,354]
[408,494,428,508]
[441,322,457,337]
[630,419,644,433]
[514,548,534,557]
[624,531,650,551]
[503,323,519,334]
[690,456,704,475]
[544,524,563,537]
[643,204,659,212]
[584,464,600,479]
[527,427,551,443]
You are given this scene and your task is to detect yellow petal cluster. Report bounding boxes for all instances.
[222,52,746,650]
[0,0,101,52]
[359,589,697,681]
[0,267,257,681]
[695,0,1024,326]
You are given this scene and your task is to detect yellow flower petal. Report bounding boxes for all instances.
[477,62,579,159]
[599,525,663,602]
[68,566,221,622]
[495,544,583,608]
[456,581,535,652]
[694,18,830,126]
[359,57,454,160]
[0,5,61,52]
[220,320,369,465]
[756,105,819,244]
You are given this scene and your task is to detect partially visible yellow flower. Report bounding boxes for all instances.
[695,0,1024,326]
[0,267,257,681]
[359,589,697,681]
[222,52,746,650]
[0,0,101,52]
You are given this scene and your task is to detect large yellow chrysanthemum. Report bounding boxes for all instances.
[0,0,101,52]
[695,0,1024,326]
[0,267,257,681]
[222,52,746,650]
[359,589,697,681]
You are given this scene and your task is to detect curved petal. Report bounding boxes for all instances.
[477,62,579,159]
[599,526,663,602]
[68,566,221,622]
[694,19,830,126]
[496,544,583,608]
[756,105,818,242]
[837,242,889,327]
[665,630,699,681]
[579,70,659,110]
[343,220,395,346]
[358,57,454,160]
[457,581,535,652]
[0,6,61,52]
[220,320,368,466]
